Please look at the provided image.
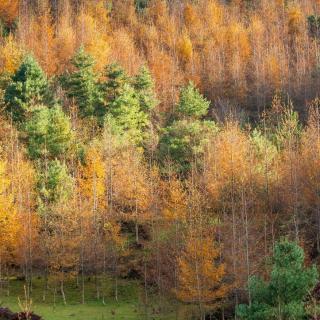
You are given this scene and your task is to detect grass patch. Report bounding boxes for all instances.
[0,277,179,320]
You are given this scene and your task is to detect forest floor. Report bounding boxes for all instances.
[0,277,184,320]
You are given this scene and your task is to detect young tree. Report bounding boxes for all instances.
[176,82,210,119]
[176,233,229,319]
[133,65,158,113]
[237,240,318,320]
[0,161,20,290]
[158,82,214,173]
[158,120,216,174]
[37,159,73,206]
[104,220,128,301]
[0,34,23,74]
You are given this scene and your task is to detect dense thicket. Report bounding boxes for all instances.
[1,1,320,319]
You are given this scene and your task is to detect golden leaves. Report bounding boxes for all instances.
[78,144,106,204]
[0,0,18,25]
[287,5,303,36]
[0,161,20,259]
[0,34,23,74]
[162,177,187,222]
[206,122,253,201]
[178,32,193,65]
[176,234,229,305]
[77,7,110,72]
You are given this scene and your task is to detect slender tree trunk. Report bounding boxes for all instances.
[61,278,67,305]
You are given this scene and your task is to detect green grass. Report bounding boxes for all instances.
[0,277,182,320]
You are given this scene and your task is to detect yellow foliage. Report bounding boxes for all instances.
[77,9,110,72]
[267,54,281,90]
[176,234,229,305]
[0,34,23,74]
[55,14,76,74]
[298,114,320,213]
[105,221,126,250]
[178,32,193,64]
[79,145,106,206]
[47,200,80,278]
[85,1,109,28]
[206,122,252,201]
[249,16,265,39]
[225,22,251,61]
[206,0,223,27]
[162,177,187,222]
[112,148,151,215]
[109,28,142,75]
[288,5,303,36]
[147,0,168,26]
[184,4,200,29]
[0,161,20,261]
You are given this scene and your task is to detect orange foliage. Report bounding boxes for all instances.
[0,161,21,263]
[176,233,229,306]
[27,12,58,75]
[162,176,187,222]
[78,144,106,209]
[112,148,151,216]
[76,3,110,72]
[0,0,18,25]
[178,32,193,65]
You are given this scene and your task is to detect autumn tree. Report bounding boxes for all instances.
[176,233,229,319]
[0,0,18,28]
[104,220,128,301]
[26,9,58,76]
[0,34,23,74]
[76,1,109,72]
[0,161,20,291]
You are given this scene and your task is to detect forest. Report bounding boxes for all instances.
[1,0,320,319]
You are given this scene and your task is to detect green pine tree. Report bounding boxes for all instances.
[158,82,213,174]
[62,47,101,118]
[5,55,49,122]
[104,62,128,103]
[25,105,72,160]
[158,119,217,174]
[37,159,73,205]
[133,65,158,113]
[176,81,210,119]
[236,240,318,320]
[106,83,149,145]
